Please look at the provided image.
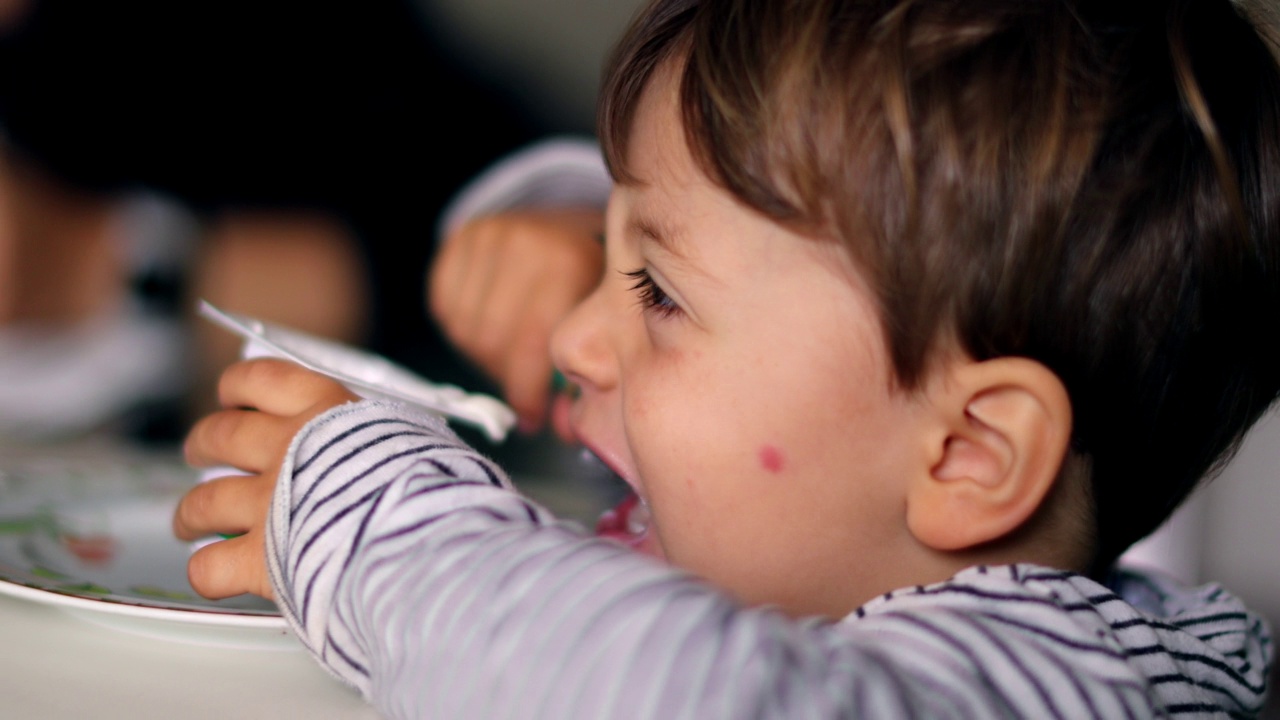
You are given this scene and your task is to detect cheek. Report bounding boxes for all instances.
[622,346,692,429]
[626,347,800,495]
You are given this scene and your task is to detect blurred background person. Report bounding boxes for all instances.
[0,0,545,440]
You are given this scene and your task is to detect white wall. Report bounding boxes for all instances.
[1124,407,1280,631]
[420,0,647,132]
[1203,410,1280,627]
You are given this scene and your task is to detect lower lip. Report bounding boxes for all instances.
[595,493,664,559]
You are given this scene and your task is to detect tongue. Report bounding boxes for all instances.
[595,493,662,558]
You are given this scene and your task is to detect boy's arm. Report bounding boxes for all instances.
[266,398,1161,719]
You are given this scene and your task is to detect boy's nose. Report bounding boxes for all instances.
[551,282,618,394]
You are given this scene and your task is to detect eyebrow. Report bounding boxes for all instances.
[627,213,690,260]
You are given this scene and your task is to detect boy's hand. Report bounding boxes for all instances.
[172,358,359,600]
[429,208,604,435]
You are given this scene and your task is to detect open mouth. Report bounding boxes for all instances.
[581,449,663,559]
[595,493,652,546]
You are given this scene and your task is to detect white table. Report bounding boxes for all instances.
[0,592,382,719]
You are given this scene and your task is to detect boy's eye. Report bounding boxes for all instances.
[623,268,680,319]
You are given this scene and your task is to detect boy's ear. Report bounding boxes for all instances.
[906,357,1072,552]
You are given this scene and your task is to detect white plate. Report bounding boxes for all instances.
[0,440,295,651]
[198,300,516,443]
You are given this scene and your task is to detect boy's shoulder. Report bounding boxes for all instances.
[846,564,1270,716]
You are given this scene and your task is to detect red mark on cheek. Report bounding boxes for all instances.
[759,445,785,474]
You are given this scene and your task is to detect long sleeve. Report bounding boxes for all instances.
[266,402,893,718]
[266,401,1269,719]
[434,136,611,241]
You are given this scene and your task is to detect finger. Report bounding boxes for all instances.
[184,406,300,471]
[465,220,594,378]
[186,532,274,600]
[217,358,356,416]
[500,265,599,426]
[503,322,556,433]
[551,391,577,444]
[468,253,548,377]
[428,224,476,338]
[448,224,503,352]
[172,472,274,541]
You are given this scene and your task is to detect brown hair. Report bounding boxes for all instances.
[599,0,1280,574]
[1238,0,1280,60]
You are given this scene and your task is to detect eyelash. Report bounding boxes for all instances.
[623,269,681,319]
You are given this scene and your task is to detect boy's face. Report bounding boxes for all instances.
[551,63,931,618]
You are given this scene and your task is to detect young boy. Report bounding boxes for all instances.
[173,0,1280,716]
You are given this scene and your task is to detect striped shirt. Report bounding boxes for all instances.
[266,400,1273,718]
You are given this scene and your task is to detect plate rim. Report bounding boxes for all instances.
[0,577,287,628]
